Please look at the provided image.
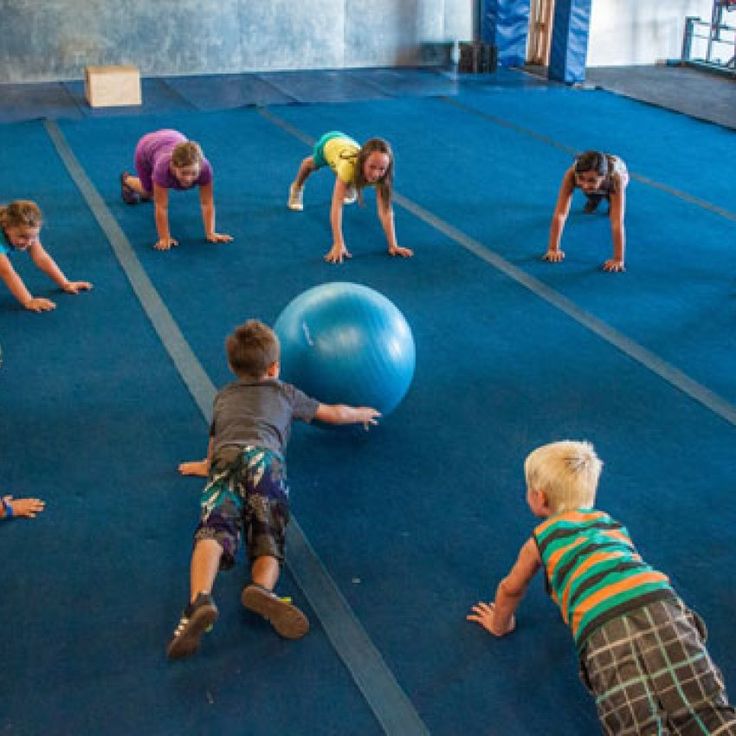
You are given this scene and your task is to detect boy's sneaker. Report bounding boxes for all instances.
[120,172,140,205]
[241,584,309,639]
[166,592,219,659]
[287,183,304,211]
[343,185,357,205]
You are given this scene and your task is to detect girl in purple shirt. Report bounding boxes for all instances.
[121,129,232,251]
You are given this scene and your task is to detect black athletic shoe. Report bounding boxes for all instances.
[167,592,219,659]
[120,171,140,205]
[241,584,309,639]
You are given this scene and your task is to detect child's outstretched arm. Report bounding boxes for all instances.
[179,438,214,477]
[324,178,352,263]
[29,242,93,296]
[377,190,413,259]
[544,169,575,263]
[0,253,55,312]
[2,494,45,519]
[198,183,233,245]
[152,184,178,251]
[603,184,627,272]
[467,537,541,636]
[314,403,381,430]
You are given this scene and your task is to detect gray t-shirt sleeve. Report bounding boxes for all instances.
[283,382,320,423]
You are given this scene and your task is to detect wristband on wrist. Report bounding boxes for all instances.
[1,497,13,518]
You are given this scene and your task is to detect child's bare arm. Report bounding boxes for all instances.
[0,253,36,306]
[153,185,177,251]
[29,243,92,295]
[198,182,232,244]
[314,403,381,429]
[179,438,214,477]
[467,537,541,636]
[325,179,351,263]
[604,183,626,272]
[0,252,55,311]
[377,190,412,258]
[544,169,575,262]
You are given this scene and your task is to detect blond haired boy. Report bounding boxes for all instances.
[468,440,736,734]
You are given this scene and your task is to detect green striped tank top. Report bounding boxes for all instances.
[533,508,673,649]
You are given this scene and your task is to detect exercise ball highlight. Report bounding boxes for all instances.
[274,282,415,416]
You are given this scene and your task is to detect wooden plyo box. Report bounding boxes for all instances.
[84,65,142,108]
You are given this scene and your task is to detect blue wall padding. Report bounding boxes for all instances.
[549,0,592,83]
[480,0,531,66]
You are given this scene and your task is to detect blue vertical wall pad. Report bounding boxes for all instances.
[480,0,531,67]
[549,0,593,83]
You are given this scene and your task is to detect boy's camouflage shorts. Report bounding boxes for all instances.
[194,446,290,569]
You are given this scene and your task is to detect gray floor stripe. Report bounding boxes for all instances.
[260,109,736,428]
[258,106,313,144]
[44,119,430,736]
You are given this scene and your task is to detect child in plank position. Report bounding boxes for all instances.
[468,440,736,734]
[544,151,629,272]
[0,200,92,312]
[287,131,413,263]
[120,129,232,251]
[168,319,380,659]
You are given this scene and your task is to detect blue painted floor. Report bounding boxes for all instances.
[1,67,734,735]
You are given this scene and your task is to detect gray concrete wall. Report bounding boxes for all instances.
[0,0,473,83]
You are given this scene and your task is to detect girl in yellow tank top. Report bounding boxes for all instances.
[287,130,414,264]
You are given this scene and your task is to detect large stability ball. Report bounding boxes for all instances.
[274,282,415,416]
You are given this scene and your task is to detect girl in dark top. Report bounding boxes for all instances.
[544,151,630,272]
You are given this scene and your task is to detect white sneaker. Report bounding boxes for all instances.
[343,185,357,205]
[288,183,304,211]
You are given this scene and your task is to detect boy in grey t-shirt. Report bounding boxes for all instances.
[167,319,380,659]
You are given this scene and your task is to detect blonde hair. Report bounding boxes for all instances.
[171,140,203,169]
[0,200,43,231]
[524,440,602,514]
[226,320,280,380]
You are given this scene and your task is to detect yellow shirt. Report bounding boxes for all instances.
[322,137,360,184]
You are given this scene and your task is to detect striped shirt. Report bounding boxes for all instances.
[533,508,673,649]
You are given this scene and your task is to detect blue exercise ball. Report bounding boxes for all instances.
[274,282,415,416]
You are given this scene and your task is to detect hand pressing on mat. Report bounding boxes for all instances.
[2,495,45,520]
[179,459,209,477]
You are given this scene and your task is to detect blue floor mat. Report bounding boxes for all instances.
[253,69,391,104]
[164,73,295,110]
[0,82,83,122]
[63,77,197,117]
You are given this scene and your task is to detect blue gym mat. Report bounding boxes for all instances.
[1,75,734,735]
